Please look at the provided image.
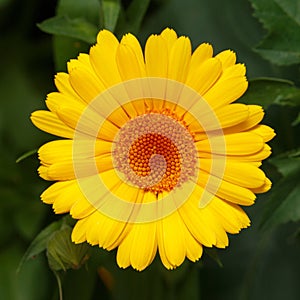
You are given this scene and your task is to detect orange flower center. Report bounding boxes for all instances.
[112,110,198,195]
[128,133,181,194]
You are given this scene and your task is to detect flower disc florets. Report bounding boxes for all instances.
[112,111,198,194]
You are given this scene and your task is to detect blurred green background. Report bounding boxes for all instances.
[0,0,299,299]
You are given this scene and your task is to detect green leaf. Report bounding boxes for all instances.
[239,77,300,108]
[37,15,98,44]
[102,0,121,32]
[126,0,151,34]
[251,0,300,65]
[17,220,62,273]
[16,149,37,163]
[49,0,101,70]
[261,152,300,229]
[116,0,151,35]
[53,36,90,71]
[47,226,89,271]
[291,112,300,126]
[57,0,101,23]
[269,148,300,176]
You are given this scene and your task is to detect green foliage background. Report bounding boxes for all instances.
[0,0,299,299]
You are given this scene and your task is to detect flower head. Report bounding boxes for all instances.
[31,28,275,271]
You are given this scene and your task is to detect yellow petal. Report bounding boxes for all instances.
[68,67,104,103]
[215,50,236,69]
[196,132,264,156]
[184,228,203,262]
[214,223,229,248]
[41,180,74,204]
[188,103,250,133]
[91,170,151,224]
[95,211,131,250]
[186,57,222,95]
[117,222,157,271]
[115,34,149,115]
[85,213,103,246]
[67,53,92,73]
[199,159,266,188]
[38,165,51,180]
[116,33,146,80]
[41,180,79,214]
[70,194,96,219]
[180,185,229,248]
[145,34,168,77]
[251,177,272,194]
[160,28,178,51]
[46,92,78,113]
[197,171,256,206]
[116,230,133,269]
[215,181,256,206]
[224,144,272,162]
[189,43,213,75]
[224,105,264,134]
[221,63,246,79]
[223,161,266,188]
[214,104,250,129]
[38,162,75,181]
[100,170,140,202]
[248,125,276,142]
[208,198,250,233]
[168,36,191,82]
[54,72,81,100]
[55,103,99,132]
[30,110,74,138]
[203,75,248,109]
[39,156,113,181]
[38,140,73,165]
[103,104,132,128]
[130,222,157,271]
[55,103,119,140]
[72,218,89,243]
[38,139,112,165]
[157,210,186,269]
[72,210,131,249]
[90,29,121,87]
[178,185,217,247]
[86,213,127,249]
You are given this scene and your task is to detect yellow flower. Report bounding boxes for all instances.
[31,28,275,271]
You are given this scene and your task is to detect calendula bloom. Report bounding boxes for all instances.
[31,28,275,271]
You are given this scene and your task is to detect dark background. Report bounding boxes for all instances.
[0,0,299,299]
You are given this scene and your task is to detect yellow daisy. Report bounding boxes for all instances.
[31,28,275,271]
